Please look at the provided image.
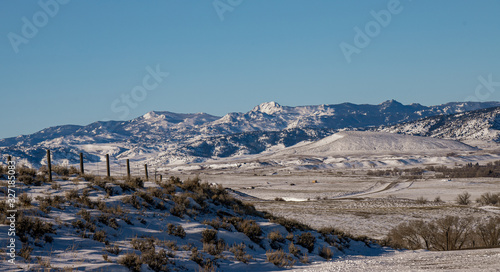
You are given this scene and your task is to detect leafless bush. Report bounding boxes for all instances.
[140,249,170,272]
[229,243,253,263]
[288,242,300,256]
[157,240,178,251]
[93,230,108,244]
[456,192,471,205]
[131,237,155,253]
[476,192,500,206]
[416,196,428,204]
[65,188,79,201]
[266,249,295,268]
[318,246,334,260]
[268,216,310,232]
[17,213,56,243]
[124,177,144,189]
[475,217,500,247]
[387,216,475,251]
[104,243,121,255]
[19,193,32,206]
[170,203,186,217]
[268,230,285,249]
[118,253,142,272]
[203,218,232,231]
[203,239,226,256]
[296,232,316,253]
[166,223,186,238]
[18,243,33,260]
[201,229,218,244]
[229,217,262,242]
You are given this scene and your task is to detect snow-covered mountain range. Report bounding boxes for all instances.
[2,100,500,166]
[380,106,500,143]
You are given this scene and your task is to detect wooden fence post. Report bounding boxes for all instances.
[144,164,148,181]
[106,154,110,178]
[47,149,52,182]
[126,159,131,179]
[79,153,84,175]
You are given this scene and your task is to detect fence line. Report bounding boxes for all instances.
[3,150,164,182]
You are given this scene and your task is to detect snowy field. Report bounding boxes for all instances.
[288,248,500,272]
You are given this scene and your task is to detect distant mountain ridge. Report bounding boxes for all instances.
[380,106,500,143]
[2,100,500,166]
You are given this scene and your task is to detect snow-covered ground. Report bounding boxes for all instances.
[289,248,500,272]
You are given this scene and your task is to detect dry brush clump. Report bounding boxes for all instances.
[387,215,500,250]
[318,246,334,260]
[296,232,316,253]
[266,249,295,268]
[476,192,500,206]
[229,243,253,263]
[456,192,472,205]
[166,223,186,238]
[268,230,285,249]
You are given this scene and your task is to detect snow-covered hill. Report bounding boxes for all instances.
[274,131,476,157]
[380,106,500,143]
[2,100,499,167]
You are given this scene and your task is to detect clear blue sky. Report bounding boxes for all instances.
[1,0,500,139]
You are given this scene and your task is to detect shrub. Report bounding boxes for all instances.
[201,229,218,244]
[266,249,295,268]
[147,187,164,198]
[17,214,56,242]
[17,166,37,176]
[475,217,500,247]
[456,192,471,205]
[65,189,79,201]
[268,230,285,249]
[118,253,142,272]
[269,216,310,232]
[288,242,300,256]
[18,244,33,260]
[476,192,500,206]
[300,253,310,264]
[104,243,121,255]
[319,246,333,260]
[80,173,96,182]
[229,218,262,242]
[180,176,201,192]
[141,249,170,272]
[19,193,32,206]
[434,196,443,203]
[296,232,316,253]
[416,196,428,204]
[203,218,232,231]
[157,240,178,251]
[98,214,119,229]
[203,239,226,256]
[189,247,204,266]
[229,243,252,263]
[137,191,154,205]
[19,175,39,186]
[131,237,155,253]
[124,177,144,189]
[170,203,186,217]
[93,230,107,243]
[387,216,474,251]
[166,223,186,238]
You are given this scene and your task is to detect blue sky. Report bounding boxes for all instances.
[1,0,500,139]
